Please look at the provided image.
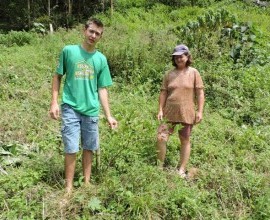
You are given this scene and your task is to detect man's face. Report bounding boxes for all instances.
[84,23,103,46]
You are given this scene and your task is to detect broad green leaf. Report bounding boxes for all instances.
[88,197,101,211]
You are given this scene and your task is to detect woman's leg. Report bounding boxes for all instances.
[156,139,167,167]
[178,124,193,176]
[156,123,174,167]
[178,135,191,175]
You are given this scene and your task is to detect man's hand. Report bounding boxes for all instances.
[107,116,118,129]
[49,103,60,120]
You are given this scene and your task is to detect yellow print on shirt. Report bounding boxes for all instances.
[75,62,94,79]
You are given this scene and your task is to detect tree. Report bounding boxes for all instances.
[28,0,31,28]
[111,0,113,16]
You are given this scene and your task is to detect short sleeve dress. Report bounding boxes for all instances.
[161,67,204,125]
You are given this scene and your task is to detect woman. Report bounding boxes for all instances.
[156,44,205,178]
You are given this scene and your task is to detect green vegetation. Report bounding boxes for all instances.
[1,0,270,219]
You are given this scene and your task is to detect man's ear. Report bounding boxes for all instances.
[82,27,86,35]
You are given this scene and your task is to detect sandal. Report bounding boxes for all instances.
[178,170,188,179]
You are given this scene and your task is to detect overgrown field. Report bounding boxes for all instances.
[0,1,270,219]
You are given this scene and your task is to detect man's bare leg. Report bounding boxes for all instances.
[82,149,93,185]
[65,153,76,193]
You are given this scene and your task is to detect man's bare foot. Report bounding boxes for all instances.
[59,188,72,209]
[65,186,73,196]
[84,181,90,186]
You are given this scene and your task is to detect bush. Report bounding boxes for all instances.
[0,31,37,47]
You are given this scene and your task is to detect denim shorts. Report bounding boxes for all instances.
[61,103,99,153]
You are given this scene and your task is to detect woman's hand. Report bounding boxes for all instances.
[195,111,203,124]
[157,110,163,121]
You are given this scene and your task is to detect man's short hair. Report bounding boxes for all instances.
[85,18,104,29]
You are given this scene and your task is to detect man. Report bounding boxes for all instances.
[49,18,117,193]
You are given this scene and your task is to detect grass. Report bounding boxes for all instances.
[0,1,270,219]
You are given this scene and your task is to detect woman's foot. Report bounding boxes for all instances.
[178,169,187,179]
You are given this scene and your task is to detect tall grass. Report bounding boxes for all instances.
[0,2,270,219]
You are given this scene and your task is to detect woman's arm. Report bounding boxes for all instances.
[157,90,167,121]
[195,88,205,123]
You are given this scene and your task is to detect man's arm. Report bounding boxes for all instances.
[49,74,62,120]
[98,87,118,129]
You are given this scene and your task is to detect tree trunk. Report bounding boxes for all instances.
[68,0,72,15]
[101,0,105,13]
[110,0,113,16]
[27,0,30,28]
[48,0,50,17]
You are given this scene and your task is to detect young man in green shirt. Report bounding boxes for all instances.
[49,18,117,193]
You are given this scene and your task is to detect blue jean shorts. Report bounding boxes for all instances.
[61,103,99,154]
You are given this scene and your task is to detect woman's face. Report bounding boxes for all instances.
[174,54,188,67]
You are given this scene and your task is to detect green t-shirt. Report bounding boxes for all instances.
[56,45,112,116]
